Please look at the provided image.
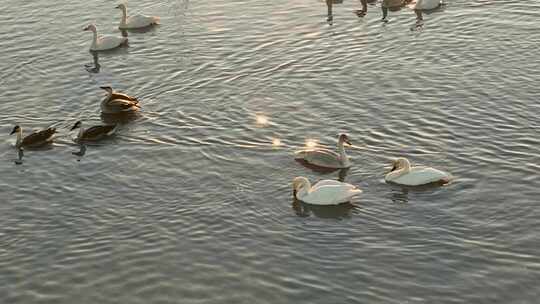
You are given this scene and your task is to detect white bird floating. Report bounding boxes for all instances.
[99,86,141,114]
[294,134,352,169]
[292,176,362,205]
[116,3,160,29]
[385,157,451,186]
[83,24,128,51]
[410,0,443,10]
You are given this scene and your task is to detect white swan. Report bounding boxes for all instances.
[294,134,352,169]
[116,3,160,29]
[70,121,118,143]
[292,177,362,205]
[410,0,442,10]
[10,125,56,148]
[385,157,451,186]
[100,86,140,114]
[83,24,128,51]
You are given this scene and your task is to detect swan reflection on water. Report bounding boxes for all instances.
[85,52,100,73]
[388,181,450,204]
[295,159,350,182]
[292,197,357,219]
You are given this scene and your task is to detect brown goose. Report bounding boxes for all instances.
[100,86,139,102]
[10,125,56,148]
[100,86,141,114]
[70,121,118,143]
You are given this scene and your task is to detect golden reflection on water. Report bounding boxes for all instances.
[272,138,281,147]
[305,138,318,149]
[255,113,269,127]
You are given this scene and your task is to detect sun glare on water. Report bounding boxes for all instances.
[255,114,269,126]
[305,138,318,149]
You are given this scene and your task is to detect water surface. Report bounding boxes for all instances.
[1,0,539,303]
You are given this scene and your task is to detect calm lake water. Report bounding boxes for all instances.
[1,0,539,303]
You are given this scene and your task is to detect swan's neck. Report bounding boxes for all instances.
[16,129,23,147]
[120,7,128,25]
[296,181,312,199]
[337,140,349,165]
[91,29,98,48]
[387,163,411,181]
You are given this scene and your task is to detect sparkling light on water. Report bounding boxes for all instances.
[255,114,269,126]
[305,138,318,149]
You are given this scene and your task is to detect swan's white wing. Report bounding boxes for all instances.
[126,14,159,28]
[394,166,450,186]
[313,179,350,188]
[96,35,127,50]
[304,183,362,205]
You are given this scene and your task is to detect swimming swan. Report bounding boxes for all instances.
[294,134,352,169]
[83,24,128,51]
[10,125,56,148]
[70,121,118,143]
[385,157,451,186]
[292,176,362,205]
[100,86,140,114]
[116,3,160,29]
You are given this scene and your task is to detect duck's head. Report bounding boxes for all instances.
[292,176,310,197]
[100,86,113,94]
[10,125,20,135]
[390,157,411,172]
[115,3,126,10]
[83,24,97,32]
[70,121,82,131]
[338,133,351,145]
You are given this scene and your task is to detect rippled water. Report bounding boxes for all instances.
[1,0,539,302]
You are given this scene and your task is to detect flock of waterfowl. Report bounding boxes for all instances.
[326,0,444,25]
[9,2,452,206]
[10,3,157,161]
[10,86,140,150]
[293,134,451,205]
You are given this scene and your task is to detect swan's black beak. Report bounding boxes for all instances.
[345,139,352,145]
[114,5,120,9]
[293,189,297,198]
[10,129,16,135]
[389,164,397,173]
